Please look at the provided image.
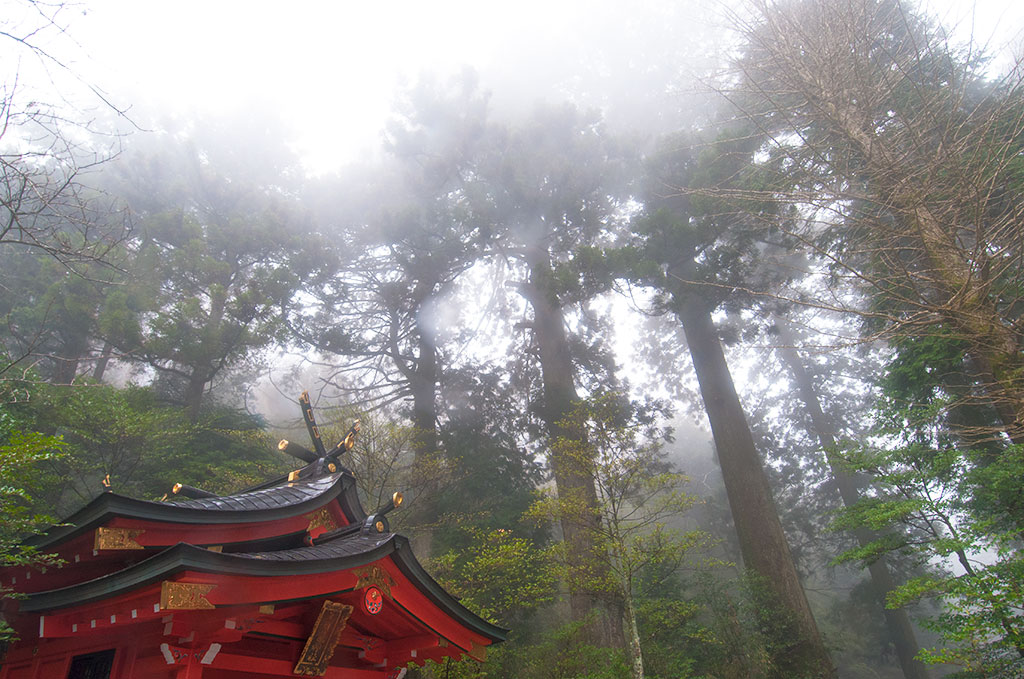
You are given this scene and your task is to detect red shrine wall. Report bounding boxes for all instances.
[1,624,397,679]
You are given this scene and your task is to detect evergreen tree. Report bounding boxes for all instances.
[629,132,836,677]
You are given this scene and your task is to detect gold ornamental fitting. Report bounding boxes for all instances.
[278,439,289,450]
[375,521,385,533]
[392,491,404,508]
[172,483,183,494]
[328,463,337,473]
[342,420,362,450]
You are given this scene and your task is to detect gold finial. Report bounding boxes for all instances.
[278,439,289,450]
[343,419,361,450]
[392,491,404,508]
[102,474,112,491]
[172,483,183,494]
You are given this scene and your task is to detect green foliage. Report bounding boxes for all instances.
[534,393,709,595]
[3,379,282,516]
[0,244,129,383]
[418,621,630,679]
[0,394,66,641]
[434,370,546,553]
[0,417,64,555]
[526,393,712,676]
[631,589,708,679]
[432,527,557,626]
[832,438,1024,675]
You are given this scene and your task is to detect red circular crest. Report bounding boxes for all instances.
[363,586,383,615]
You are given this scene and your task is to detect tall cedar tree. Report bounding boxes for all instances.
[293,73,495,552]
[102,114,309,420]
[632,133,836,677]
[774,316,931,679]
[479,103,632,651]
[730,0,1024,445]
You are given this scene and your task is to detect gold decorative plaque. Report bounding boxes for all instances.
[94,527,145,550]
[305,507,338,534]
[293,601,353,676]
[160,581,217,610]
[353,565,396,599]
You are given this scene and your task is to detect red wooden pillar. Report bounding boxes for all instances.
[172,665,202,679]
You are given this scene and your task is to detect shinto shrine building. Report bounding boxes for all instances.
[0,394,505,678]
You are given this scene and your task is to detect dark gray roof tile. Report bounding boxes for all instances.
[238,533,394,561]
[164,474,340,511]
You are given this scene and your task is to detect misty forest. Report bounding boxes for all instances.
[2,0,1024,677]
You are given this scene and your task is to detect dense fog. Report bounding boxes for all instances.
[3,1,1024,678]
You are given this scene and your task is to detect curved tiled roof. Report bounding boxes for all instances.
[163,474,339,511]
[28,470,362,550]
[238,532,393,561]
[20,532,507,643]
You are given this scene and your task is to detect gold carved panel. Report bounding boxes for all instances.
[294,601,353,676]
[353,565,396,599]
[306,507,338,534]
[160,581,217,610]
[94,527,145,550]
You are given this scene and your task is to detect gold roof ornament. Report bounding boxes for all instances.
[360,490,404,535]
[170,483,217,499]
[299,391,326,457]
[279,438,317,464]
[277,398,360,482]
[342,419,361,451]
[306,507,339,534]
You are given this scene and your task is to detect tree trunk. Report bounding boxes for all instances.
[52,334,87,384]
[525,252,625,652]
[410,325,439,457]
[409,321,440,559]
[185,371,208,422]
[92,342,114,382]
[775,317,931,679]
[672,273,835,678]
[622,589,645,679]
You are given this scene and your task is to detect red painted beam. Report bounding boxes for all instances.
[209,652,388,678]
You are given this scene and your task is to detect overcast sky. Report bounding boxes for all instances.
[73,0,651,172]
[8,0,1024,174]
